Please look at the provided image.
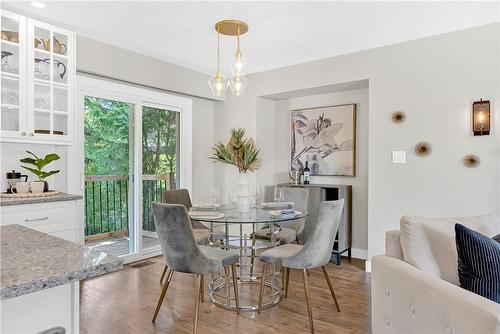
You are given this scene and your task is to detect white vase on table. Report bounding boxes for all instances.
[237,172,251,213]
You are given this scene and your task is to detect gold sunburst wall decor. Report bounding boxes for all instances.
[392,111,406,124]
[463,154,480,168]
[415,141,432,157]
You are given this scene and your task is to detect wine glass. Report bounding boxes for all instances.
[209,186,220,207]
[273,187,284,203]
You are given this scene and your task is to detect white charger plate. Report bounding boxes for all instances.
[268,210,302,218]
[192,203,221,210]
[189,212,225,220]
[261,202,294,210]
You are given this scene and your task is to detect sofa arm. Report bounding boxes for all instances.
[372,255,500,334]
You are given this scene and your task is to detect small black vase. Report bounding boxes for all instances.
[43,181,49,192]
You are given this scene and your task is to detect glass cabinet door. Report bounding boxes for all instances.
[28,19,73,139]
[1,11,26,136]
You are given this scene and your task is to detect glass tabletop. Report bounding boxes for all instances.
[189,205,308,224]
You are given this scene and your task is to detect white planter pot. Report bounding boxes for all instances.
[237,173,251,213]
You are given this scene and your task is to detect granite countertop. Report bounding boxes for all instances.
[0,192,83,206]
[0,225,123,299]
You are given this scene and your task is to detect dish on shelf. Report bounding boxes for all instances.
[34,130,64,135]
[34,37,67,55]
[1,31,19,43]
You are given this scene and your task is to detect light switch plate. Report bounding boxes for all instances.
[392,151,406,164]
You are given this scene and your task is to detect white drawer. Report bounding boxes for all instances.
[1,201,77,237]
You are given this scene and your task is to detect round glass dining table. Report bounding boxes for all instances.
[190,205,308,312]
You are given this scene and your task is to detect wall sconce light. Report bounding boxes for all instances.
[472,99,490,136]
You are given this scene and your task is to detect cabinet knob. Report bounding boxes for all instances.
[29,132,34,137]
[21,132,26,136]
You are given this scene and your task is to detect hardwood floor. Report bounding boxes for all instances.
[80,256,371,334]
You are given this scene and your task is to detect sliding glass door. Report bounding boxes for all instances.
[83,96,135,257]
[141,105,180,253]
[77,76,192,263]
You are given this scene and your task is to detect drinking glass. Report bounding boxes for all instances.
[255,188,262,208]
[209,186,220,207]
[274,187,284,203]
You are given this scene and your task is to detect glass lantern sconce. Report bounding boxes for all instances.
[472,99,490,136]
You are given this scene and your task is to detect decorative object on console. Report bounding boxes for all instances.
[5,170,28,193]
[208,20,249,98]
[211,128,261,212]
[20,151,60,192]
[415,141,432,157]
[472,99,490,136]
[463,154,481,168]
[291,104,356,176]
[392,111,406,124]
[455,224,500,303]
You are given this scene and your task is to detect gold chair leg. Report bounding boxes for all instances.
[258,262,267,313]
[160,265,168,284]
[152,268,174,322]
[231,264,240,313]
[321,266,341,312]
[200,274,205,303]
[281,268,286,291]
[302,269,314,333]
[193,274,202,334]
[284,267,290,298]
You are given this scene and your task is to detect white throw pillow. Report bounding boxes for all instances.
[400,215,500,285]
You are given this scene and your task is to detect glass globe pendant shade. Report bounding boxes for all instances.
[229,74,248,96]
[208,73,229,98]
[230,51,246,76]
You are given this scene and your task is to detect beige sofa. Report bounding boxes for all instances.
[372,215,500,334]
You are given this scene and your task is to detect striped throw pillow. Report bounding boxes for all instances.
[455,224,500,303]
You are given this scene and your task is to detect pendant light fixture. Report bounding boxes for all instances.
[208,25,228,98]
[208,20,248,98]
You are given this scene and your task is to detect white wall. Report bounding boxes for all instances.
[214,23,500,260]
[269,89,369,253]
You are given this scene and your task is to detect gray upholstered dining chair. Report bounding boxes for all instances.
[250,187,309,274]
[151,202,240,334]
[257,199,344,333]
[160,189,210,283]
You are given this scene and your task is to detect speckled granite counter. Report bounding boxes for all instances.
[0,192,82,206]
[0,225,123,299]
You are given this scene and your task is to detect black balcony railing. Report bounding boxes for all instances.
[84,174,173,239]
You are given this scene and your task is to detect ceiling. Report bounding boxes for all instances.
[4,1,500,75]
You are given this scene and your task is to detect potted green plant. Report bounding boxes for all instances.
[20,151,60,192]
[211,128,261,212]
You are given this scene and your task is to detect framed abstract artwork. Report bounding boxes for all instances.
[291,104,356,176]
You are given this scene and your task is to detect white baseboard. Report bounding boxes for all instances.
[340,247,368,260]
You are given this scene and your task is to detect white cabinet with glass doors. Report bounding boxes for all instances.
[1,9,75,144]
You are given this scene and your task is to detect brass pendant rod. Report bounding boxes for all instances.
[216,27,221,77]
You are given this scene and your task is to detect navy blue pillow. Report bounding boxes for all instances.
[455,224,500,303]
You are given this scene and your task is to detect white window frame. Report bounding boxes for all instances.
[69,74,192,263]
